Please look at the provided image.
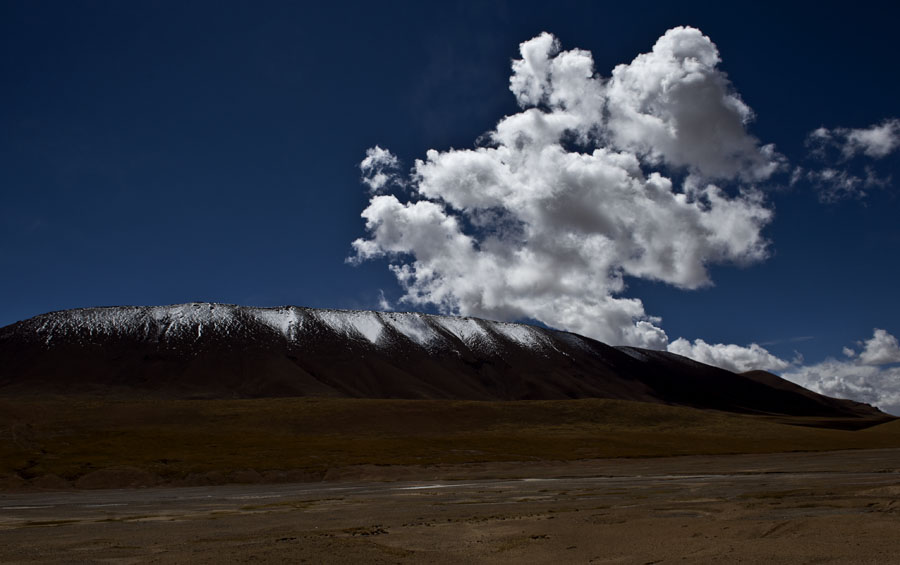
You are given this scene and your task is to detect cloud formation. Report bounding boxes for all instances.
[800,166,888,202]
[604,29,783,181]
[781,328,900,414]
[351,27,779,349]
[663,329,900,414]
[858,328,900,365]
[667,338,790,373]
[784,362,900,412]
[802,118,898,201]
[350,30,900,415]
[809,119,900,160]
[360,145,401,192]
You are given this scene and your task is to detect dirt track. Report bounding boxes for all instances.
[2,449,900,563]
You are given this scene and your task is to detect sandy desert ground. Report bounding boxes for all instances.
[2,448,899,564]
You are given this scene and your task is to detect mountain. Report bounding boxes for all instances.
[0,303,886,419]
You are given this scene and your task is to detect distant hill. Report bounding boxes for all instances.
[0,303,887,420]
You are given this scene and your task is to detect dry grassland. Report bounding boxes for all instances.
[1,397,897,489]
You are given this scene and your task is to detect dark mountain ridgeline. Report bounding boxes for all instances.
[0,303,886,420]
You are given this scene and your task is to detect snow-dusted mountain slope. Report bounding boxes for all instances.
[15,303,576,355]
[0,303,886,420]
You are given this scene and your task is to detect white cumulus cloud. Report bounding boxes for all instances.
[350,27,780,349]
[667,338,790,373]
[859,328,900,365]
[605,27,783,181]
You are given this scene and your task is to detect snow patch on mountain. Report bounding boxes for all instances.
[249,306,306,341]
[491,322,547,349]
[314,309,385,345]
[151,303,238,339]
[34,306,153,343]
[434,317,494,348]
[381,312,439,347]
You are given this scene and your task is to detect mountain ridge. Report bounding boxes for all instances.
[0,303,888,421]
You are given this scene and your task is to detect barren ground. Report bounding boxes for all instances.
[2,448,900,563]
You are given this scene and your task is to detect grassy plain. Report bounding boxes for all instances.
[1,397,898,489]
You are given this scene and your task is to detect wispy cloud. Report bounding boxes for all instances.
[757,335,815,347]
[359,145,402,193]
[376,289,393,311]
[801,119,898,201]
[808,119,900,160]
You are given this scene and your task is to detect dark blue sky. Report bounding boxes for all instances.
[2,0,899,367]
